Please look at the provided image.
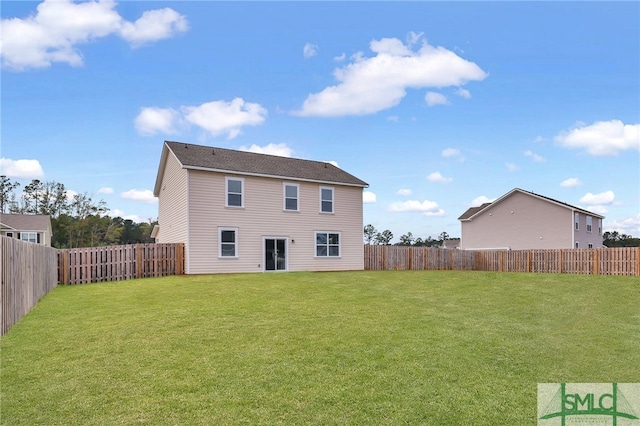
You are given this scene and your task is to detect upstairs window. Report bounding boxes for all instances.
[574,213,579,230]
[284,183,299,211]
[226,177,244,208]
[320,187,334,213]
[586,216,593,233]
[316,232,340,257]
[598,219,602,234]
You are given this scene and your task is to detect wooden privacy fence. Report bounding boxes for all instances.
[58,243,185,285]
[365,245,640,276]
[1,236,58,336]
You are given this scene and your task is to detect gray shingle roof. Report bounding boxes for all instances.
[0,214,52,231]
[164,141,368,187]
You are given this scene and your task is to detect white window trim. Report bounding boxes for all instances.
[586,216,593,233]
[315,231,341,258]
[20,232,38,243]
[598,218,602,234]
[225,176,244,208]
[283,182,300,212]
[574,212,579,231]
[319,186,334,214]
[218,227,239,258]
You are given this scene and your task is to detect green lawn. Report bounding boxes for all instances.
[1,271,638,425]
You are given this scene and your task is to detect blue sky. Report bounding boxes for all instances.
[1,1,639,242]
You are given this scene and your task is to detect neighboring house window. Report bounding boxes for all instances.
[586,216,593,233]
[316,231,340,257]
[574,213,579,230]
[320,187,334,213]
[588,243,593,249]
[226,177,244,208]
[575,242,579,249]
[6,232,13,238]
[284,183,299,211]
[20,232,38,243]
[598,219,602,234]
[219,227,238,257]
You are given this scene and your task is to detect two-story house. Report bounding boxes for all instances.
[153,141,369,274]
[0,214,53,246]
[458,188,604,250]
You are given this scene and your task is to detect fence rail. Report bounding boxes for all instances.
[1,236,58,336]
[58,243,185,285]
[364,245,640,276]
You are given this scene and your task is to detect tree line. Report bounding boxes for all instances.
[602,231,640,247]
[364,224,456,247]
[1,176,156,248]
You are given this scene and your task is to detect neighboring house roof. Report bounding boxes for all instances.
[443,238,461,249]
[0,214,52,231]
[458,188,605,221]
[154,141,368,195]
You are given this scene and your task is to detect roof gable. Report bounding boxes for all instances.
[155,141,368,195]
[458,188,605,221]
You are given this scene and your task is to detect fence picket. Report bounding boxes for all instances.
[364,246,639,276]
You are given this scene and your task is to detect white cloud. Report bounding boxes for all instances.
[120,189,157,204]
[294,33,487,116]
[397,188,412,196]
[65,189,78,201]
[605,213,640,236]
[0,0,188,71]
[135,98,267,138]
[456,88,471,99]
[134,107,179,135]
[560,178,582,188]
[389,199,445,217]
[98,187,114,194]
[555,120,640,156]
[427,171,452,183]
[110,209,153,223]
[524,150,545,163]
[119,8,188,47]
[585,205,608,215]
[324,160,340,168]
[470,195,495,207]
[303,42,318,58]
[182,98,267,139]
[239,143,292,157]
[0,158,44,179]
[425,91,450,107]
[579,190,615,206]
[505,163,518,172]
[442,148,460,158]
[333,52,346,61]
[363,191,376,203]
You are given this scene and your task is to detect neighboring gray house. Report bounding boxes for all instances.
[153,141,369,274]
[0,214,53,246]
[458,188,604,250]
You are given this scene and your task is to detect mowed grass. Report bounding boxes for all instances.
[1,271,639,425]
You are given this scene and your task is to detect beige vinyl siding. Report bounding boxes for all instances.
[186,171,364,274]
[573,213,604,248]
[156,152,188,247]
[461,191,572,250]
